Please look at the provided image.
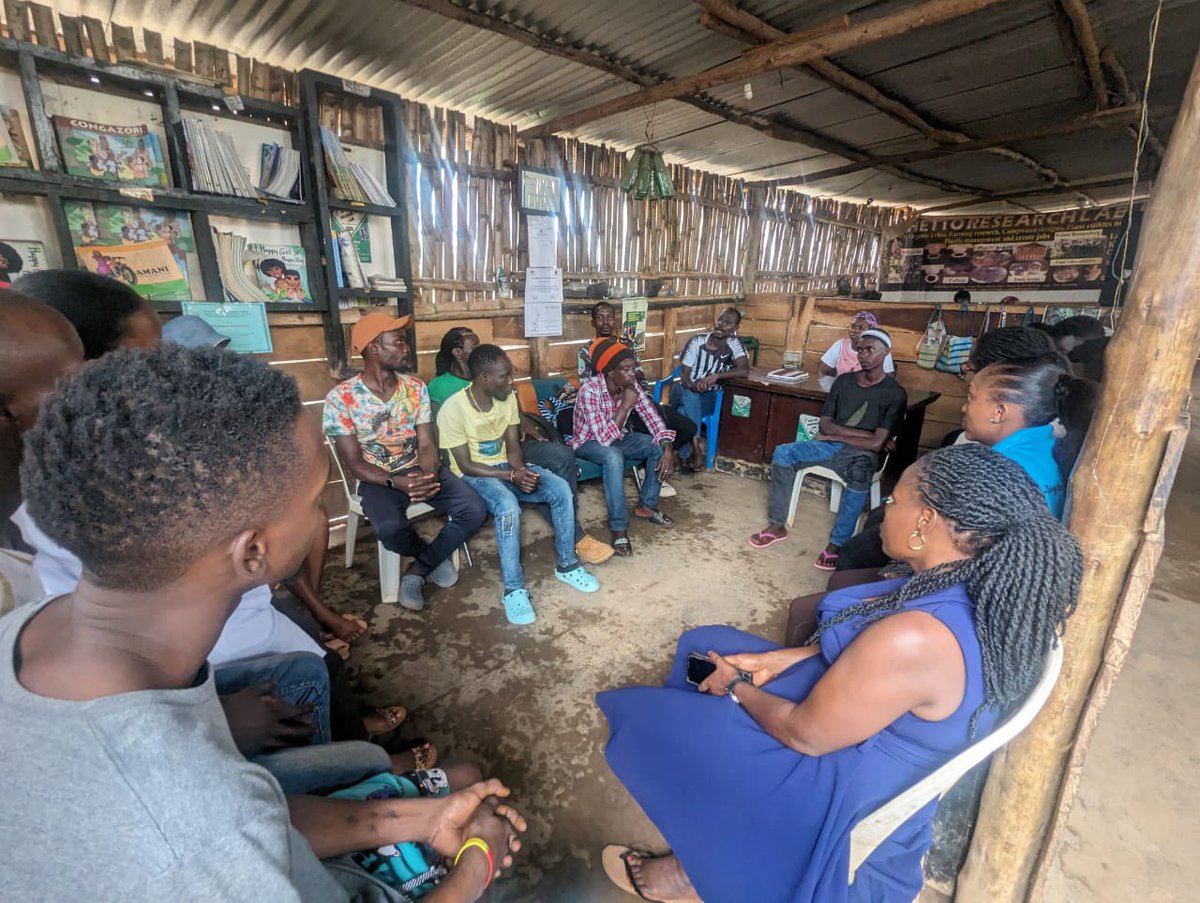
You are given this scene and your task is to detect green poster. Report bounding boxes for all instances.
[332,212,371,264]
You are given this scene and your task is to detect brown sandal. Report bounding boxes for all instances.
[363,705,408,737]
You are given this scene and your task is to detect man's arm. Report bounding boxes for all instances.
[573,382,624,446]
[287,793,441,860]
[819,419,890,453]
[633,389,675,446]
[332,433,393,487]
[415,421,441,476]
[712,346,750,383]
[679,363,699,390]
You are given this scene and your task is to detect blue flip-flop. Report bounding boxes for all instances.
[502,588,537,625]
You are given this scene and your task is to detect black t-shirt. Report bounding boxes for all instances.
[822,373,907,435]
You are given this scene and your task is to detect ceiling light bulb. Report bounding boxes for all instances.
[743,83,753,100]
[89,75,100,84]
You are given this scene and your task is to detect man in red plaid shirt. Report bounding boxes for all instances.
[572,339,677,557]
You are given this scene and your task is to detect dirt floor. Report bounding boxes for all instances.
[322,415,1200,902]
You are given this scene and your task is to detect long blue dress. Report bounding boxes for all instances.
[596,578,999,903]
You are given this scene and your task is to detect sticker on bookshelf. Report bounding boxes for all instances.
[118,187,155,202]
[52,116,169,187]
[0,239,49,286]
[341,79,371,97]
[223,94,246,113]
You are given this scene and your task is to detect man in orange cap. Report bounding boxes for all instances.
[324,311,486,611]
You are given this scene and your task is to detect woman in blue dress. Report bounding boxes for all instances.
[597,443,1082,903]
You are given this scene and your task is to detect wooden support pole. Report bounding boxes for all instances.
[776,104,1141,185]
[520,0,1014,138]
[740,186,765,295]
[956,50,1200,903]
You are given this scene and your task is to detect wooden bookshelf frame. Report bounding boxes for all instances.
[299,69,415,370]
[0,37,403,351]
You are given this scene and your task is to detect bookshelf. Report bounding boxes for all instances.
[0,37,413,367]
[299,70,415,369]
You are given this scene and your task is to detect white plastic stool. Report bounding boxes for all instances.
[785,456,888,530]
[327,438,467,605]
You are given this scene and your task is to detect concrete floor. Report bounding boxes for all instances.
[324,409,1200,902]
[327,471,832,902]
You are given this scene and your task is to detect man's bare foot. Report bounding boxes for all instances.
[323,612,367,644]
[388,741,438,772]
[627,852,701,902]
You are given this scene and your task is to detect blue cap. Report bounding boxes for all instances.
[162,315,232,349]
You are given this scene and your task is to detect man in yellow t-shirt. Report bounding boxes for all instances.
[437,344,600,625]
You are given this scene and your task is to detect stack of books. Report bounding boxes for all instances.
[319,127,396,206]
[258,142,302,201]
[368,275,408,293]
[183,118,257,198]
[213,230,270,302]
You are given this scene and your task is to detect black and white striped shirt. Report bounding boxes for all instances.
[681,333,747,380]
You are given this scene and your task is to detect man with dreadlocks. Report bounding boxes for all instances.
[597,444,1081,903]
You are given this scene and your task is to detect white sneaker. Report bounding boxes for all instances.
[660,481,677,498]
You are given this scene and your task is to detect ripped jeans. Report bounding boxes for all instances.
[462,464,578,592]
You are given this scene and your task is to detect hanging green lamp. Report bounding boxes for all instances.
[620,145,675,200]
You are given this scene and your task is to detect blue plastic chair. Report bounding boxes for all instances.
[653,366,723,470]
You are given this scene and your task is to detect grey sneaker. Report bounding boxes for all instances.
[428,556,459,589]
[399,574,427,611]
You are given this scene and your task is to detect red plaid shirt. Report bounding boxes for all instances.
[570,375,676,448]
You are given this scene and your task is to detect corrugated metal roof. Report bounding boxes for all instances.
[68,0,1200,208]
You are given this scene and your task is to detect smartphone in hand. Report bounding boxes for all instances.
[686,652,718,686]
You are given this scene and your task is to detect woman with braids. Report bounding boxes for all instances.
[818,310,896,377]
[427,325,480,407]
[597,444,1081,903]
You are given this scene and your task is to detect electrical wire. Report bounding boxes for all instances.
[1112,0,1165,311]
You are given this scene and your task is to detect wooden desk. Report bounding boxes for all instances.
[717,372,941,487]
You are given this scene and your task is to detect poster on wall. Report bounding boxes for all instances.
[882,207,1126,299]
[621,298,649,354]
[181,301,273,354]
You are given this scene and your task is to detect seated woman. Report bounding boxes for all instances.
[818,310,896,377]
[597,443,1082,903]
[791,356,1098,642]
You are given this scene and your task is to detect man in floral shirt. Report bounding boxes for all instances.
[324,311,485,611]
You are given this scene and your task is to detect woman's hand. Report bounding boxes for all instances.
[697,651,742,696]
[724,647,821,687]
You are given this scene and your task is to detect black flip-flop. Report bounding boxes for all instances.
[611,536,633,557]
[635,509,675,527]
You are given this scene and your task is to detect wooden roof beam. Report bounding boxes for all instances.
[518,0,1016,139]
[776,104,1142,185]
[695,0,1064,186]
[1101,47,1167,162]
[1055,0,1110,109]
[916,171,1140,213]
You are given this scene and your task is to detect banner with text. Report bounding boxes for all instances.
[883,207,1127,298]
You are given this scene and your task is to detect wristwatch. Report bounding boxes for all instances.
[385,477,395,490]
[726,674,753,705]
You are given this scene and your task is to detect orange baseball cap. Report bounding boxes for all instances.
[351,310,413,353]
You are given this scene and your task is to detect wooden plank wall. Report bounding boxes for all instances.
[740,295,1108,449]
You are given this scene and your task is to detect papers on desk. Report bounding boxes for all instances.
[765,368,809,384]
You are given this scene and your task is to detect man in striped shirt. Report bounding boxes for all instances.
[572,339,677,557]
[675,307,750,470]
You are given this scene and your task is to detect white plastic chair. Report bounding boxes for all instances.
[785,453,889,529]
[847,641,1065,887]
[325,437,466,605]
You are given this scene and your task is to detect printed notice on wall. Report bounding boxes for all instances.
[524,267,564,337]
[527,215,557,269]
[181,301,273,354]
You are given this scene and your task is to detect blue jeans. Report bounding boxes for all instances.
[673,385,717,458]
[214,651,331,745]
[768,440,877,547]
[256,740,390,795]
[462,464,578,592]
[575,432,663,532]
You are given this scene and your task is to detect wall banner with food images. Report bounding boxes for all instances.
[882,206,1127,302]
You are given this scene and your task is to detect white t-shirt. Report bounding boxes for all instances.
[821,338,895,374]
[10,503,323,666]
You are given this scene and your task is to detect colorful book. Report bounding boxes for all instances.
[248,243,312,303]
[52,116,168,186]
[0,106,33,167]
[75,239,190,301]
[64,201,194,292]
[0,239,49,285]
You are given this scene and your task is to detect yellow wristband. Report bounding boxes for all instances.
[454,836,491,868]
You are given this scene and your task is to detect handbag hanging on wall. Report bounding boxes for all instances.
[935,300,979,374]
[916,306,947,370]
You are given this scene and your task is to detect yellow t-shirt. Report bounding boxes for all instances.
[436,388,521,476]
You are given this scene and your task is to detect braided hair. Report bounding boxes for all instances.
[808,443,1082,733]
[969,326,1062,370]
[980,357,1100,477]
[435,327,475,376]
